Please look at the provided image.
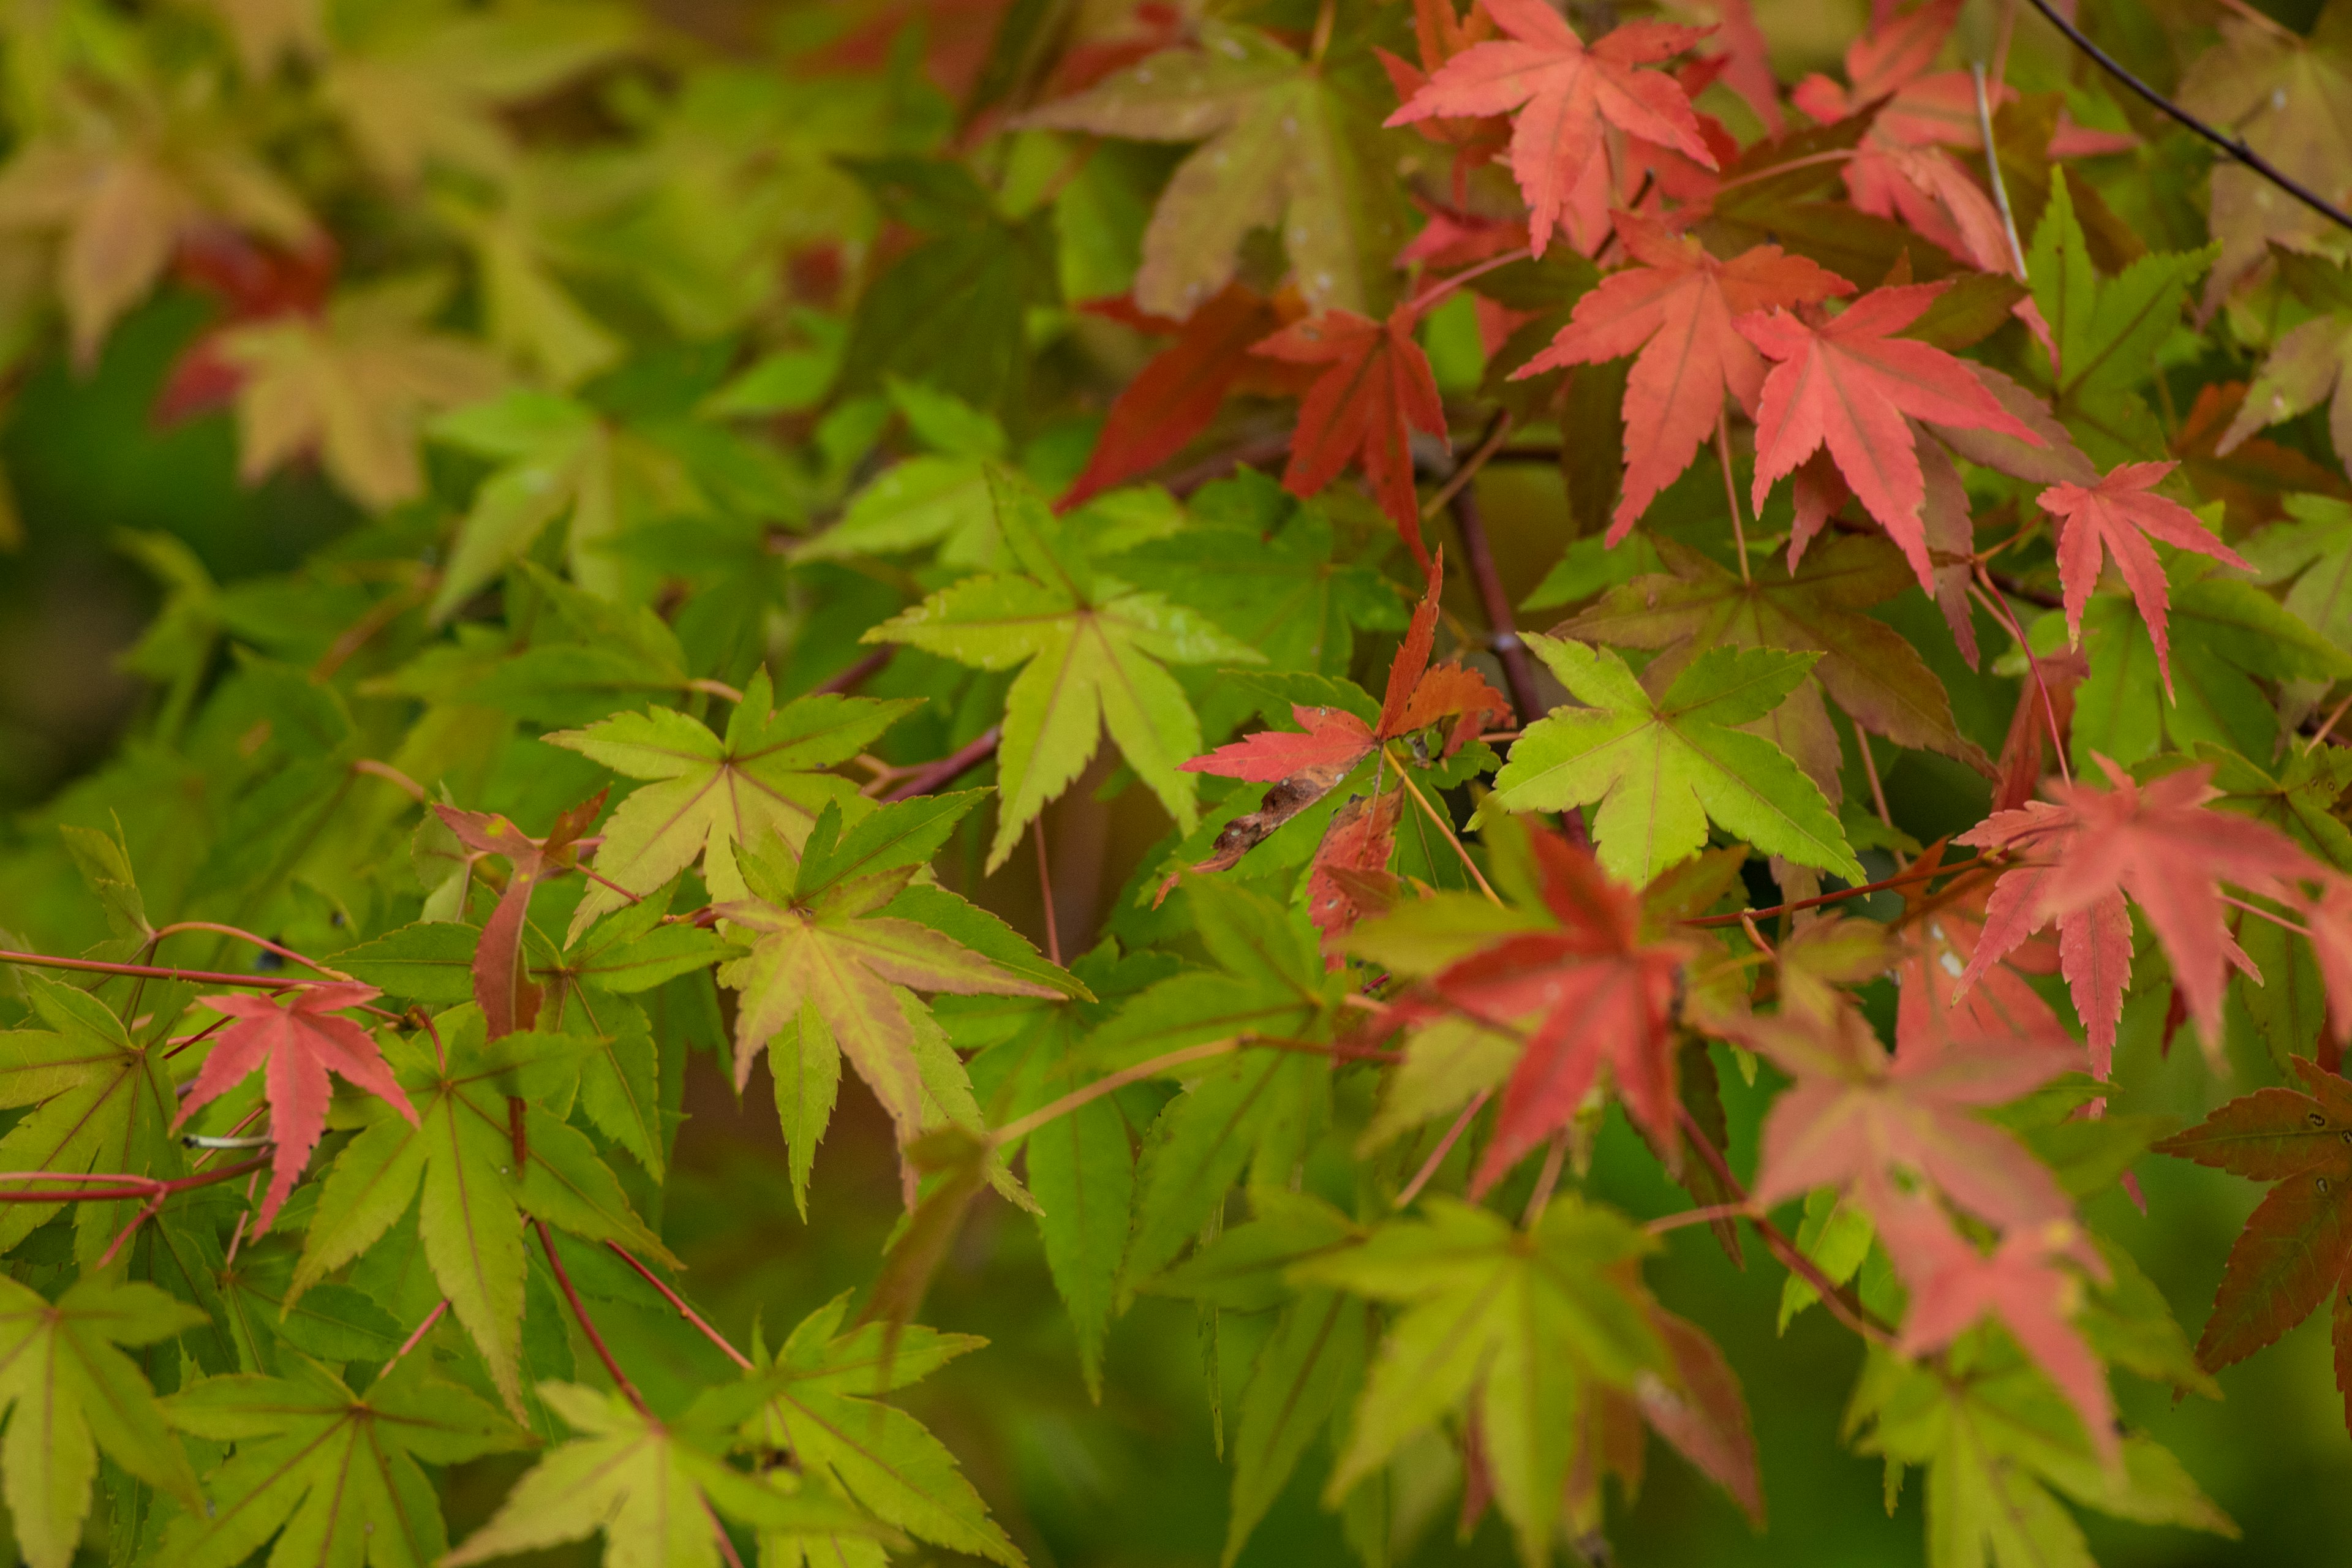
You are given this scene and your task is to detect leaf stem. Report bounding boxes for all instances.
[1521,1129,1569,1228]
[1396,1088,1490,1208]
[1646,1200,1758,1235]
[1969,572,2071,788]
[2309,688,2352,754]
[1970,63,2031,279]
[149,922,351,981]
[0,1153,271,1204]
[92,1195,164,1270]
[0,948,309,991]
[536,1220,649,1415]
[606,1243,755,1371]
[813,647,895,696]
[1402,246,1533,320]
[1438,421,1548,733]
[1856,729,1895,830]
[352,758,428,803]
[1384,747,1503,905]
[994,1037,1243,1147]
[1682,856,1981,927]
[380,1299,450,1378]
[1033,820,1063,967]
[2220,892,2312,937]
[1716,410,1752,587]
[2019,0,2352,236]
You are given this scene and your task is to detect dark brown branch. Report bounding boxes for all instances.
[2023,0,2352,235]
[881,725,1002,801]
[1165,434,1291,497]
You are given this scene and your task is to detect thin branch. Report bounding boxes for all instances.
[92,1196,164,1271]
[150,922,351,981]
[881,726,1002,802]
[352,758,428,803]
[1646,1200,1758,1235]
[2309,688,2352,754]
[606,1243,755,1371]
[0,949,309,992]
[1165,432,1292,497]
[536,1220,649,1415]
[813,647,895,697]
[1971,572,2072,788]
[1403,246,1533,320]
[1440,424,1547,730]
[1682,856,1982,927]
[1675,1104,1895,1344]
[1716,410,1752,587]
[1521,1129,1569,1228]
[1856,731,1895,830]
[1421,411,1514,525]
[1033,820,1063,968]
[685,677,745,704]
[2020,0,2352,235]
[0,1153,271,1204]
[2221,891,2312,937]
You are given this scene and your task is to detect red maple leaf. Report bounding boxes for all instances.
[1385,0,1715,257]
[178,982,418,1234]
[1180,554,1507,877]
[1739,284,2041,593]
[1955,758,2323,1072]
[1892,850,2064,1061]
[1988,646,2090,813]
[434,790,607,1039]
[1253,303,1448,566]
[1306,790,1403,963]
[1873,1188,2119,1469]
[1736,1002,2078,1232]
[2302,877,2352,1069]
[1430,831,1692,1189]
[1518,213,1852,541]
[2156,1056,2352,1426]
[2038,460,2254,696]
[1376,0,1509,200]
[1057,283,1312,510]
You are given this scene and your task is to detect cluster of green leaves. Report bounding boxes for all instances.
[0,0,2350,1566]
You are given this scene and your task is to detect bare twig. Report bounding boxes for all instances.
[1439,421,1547,729]
[881,727,1001,802]
[2020,0,2352,236]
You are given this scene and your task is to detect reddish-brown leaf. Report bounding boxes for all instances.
[1431,831,1692,1188]
[1634,1306,1765,1525]
[1518,213,1852,541]
[1181,704,1377,784]
[1988,646,2089,813]
[1956,759,2322,1072]
[1254,304,1447,566]
[1058,283,1311,510]
[1307,790,1403,963]
[1740,284,2041,592]
[434,790,606,1040]
[2155,1058,2352,1403]
[178,982,417,1234]
[2039,460,2254,696]
[1385,0,1714,257]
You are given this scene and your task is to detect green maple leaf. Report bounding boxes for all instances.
[865,466,1262,870]
[705,1293,1022,1567]
[2242,494,2352,654]
[1559,536,1992,788]
[546,666,920,940]
[1850,1338,2234,1568]
[2222,255,2352,475]
[444,1381,881,1568]
[0,1276,205,1568]
[0,976,183,1256]
[1485,635,1862,885]
[1020,20,1408,317]
[2026,172,2218,462]
[291,1007,671,1416]
[716,795,1062,1153]
[1294,1197,1665,1566]
[159,1354,526,1568]
[793,379,1010,570]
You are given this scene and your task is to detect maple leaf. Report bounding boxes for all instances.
[1058,283,1313,508]
[293,1009,672,1415]
[218,274,503,510]
[153,227,338,424]
[175,982,417,1235]
[0,97,313,365]
[1020,21,1409,317]
[710,1294,1023,1566]
[1296,1196,1666,1562]
[2177,8,2352,311]
[445,1381,881,1568]
[1956,758,2325,1072]
[1487,633,1862,884]
[713,797,1061,1151]
[1737,1001,2078,1232]
[547,667,918,941]
[2039,460,2253,695]
[1305,789,1403,960]
[1180,552,1505,875]
[2156,1055,2352,1419]
[194,0,326,76]
[865,465,1263,870]
[1376,0,1510,196]
[0,1276,205,1568]
[159,1355,524,1568]
[1518,214,1852,540]
[1894,854,2065,1058]
[432,791,605,1038]
[1385,1,1715,257]
[1559,535,1993,793]
[1423,829,1692,1186]
[1873,1189,2119,1470]
[1739,283,2042,593]
[1253,303,1447,564]
[2218,250,2352,478]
